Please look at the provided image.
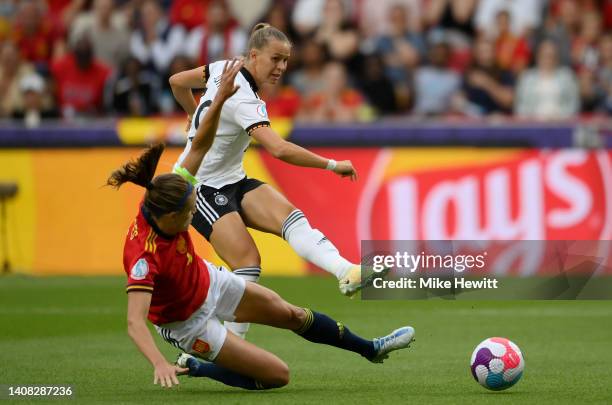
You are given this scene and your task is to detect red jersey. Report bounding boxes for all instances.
[50,54,111,114]
[123,206,210,325]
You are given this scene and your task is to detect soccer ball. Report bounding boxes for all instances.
[470,337,524,391]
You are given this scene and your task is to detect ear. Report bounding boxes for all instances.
[249,48,258,61]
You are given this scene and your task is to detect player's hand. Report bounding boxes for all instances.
[333,160,358,181]
[217,57,243,102]
[153,361,188,388]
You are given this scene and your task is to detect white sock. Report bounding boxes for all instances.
[224,267,260,339]
[282,210,354,280]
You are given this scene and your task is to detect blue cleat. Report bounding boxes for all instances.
[370,326,415,363]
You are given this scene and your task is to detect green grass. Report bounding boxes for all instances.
[1,275,611,404]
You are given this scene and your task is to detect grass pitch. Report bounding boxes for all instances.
[1,275,611,404]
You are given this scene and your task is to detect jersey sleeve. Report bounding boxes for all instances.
[233,98,271,135]
[125,253,159,294]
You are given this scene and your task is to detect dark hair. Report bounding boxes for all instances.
[106,143,191,217]
[247,23,291,51]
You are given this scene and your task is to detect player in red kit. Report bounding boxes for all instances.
[108,59,415,390]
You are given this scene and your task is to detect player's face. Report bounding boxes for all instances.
[252,39,291,85]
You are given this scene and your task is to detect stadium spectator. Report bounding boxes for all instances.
[288,37,327,97]
[11,0,63,70]
[50,35,112,118]
[453,37,514,116]
[69,0,131,68]
[262,2,298,44]
[452,36,514,116]
[298,61,369,123]
[571,11,603,72]
[226,0,272,28]
[475,0,543,37]
[375,3,425,85]
[46,0,83,31]
[359,0,421,39]
[312,0,360,70]
[514,39,579,120]
[412,41,460,116]
[0,41,38,117]
[358,53,398,115]
[533,0,577,67]
[0,0,16,43]
[160,55,196,115]
[596,33,612,113]
[605,0,612,29]
[423,0,478,73]
[112,56,161,116]
[424,0,477,39]
[291,0,324,35]
[259,84,302,119]
[577,68,599,112]
[494,9,530,74]
[169,0,211,30]
[130,0,187,76]
[12,72,59,127]
[183,0,247,65]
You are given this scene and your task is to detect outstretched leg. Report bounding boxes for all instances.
[233,282,415,362]
[240,185,355,280]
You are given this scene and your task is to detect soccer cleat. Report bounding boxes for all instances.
[176,352,196,369]
[339,264,390,297]
[370,326,415,363]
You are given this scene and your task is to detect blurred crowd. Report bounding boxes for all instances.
[0,0,611,127]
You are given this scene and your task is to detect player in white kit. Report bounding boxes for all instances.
[171,24,370,338]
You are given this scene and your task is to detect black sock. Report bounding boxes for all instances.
[186,358,274,390]
[294,309,376,359]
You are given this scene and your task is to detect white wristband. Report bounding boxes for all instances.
[326,159,337,171]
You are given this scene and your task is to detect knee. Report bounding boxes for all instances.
[230,248,261,268]
[266,361,290,388]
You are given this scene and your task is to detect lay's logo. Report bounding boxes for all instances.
[358,150,612,241]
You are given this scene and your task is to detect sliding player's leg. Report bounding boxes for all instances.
[232,282,415,362]
[177,329,289,390]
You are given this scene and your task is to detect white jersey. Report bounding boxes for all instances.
[176,60,270,188]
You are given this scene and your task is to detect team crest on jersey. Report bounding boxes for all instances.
[214,194,228,206]
[129,222,138,240]
[256,104,267,118]
[192,339,210,354]
[130,258,149,280]
[176,235,187,254]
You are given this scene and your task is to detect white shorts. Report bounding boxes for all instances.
[154,261,246,361]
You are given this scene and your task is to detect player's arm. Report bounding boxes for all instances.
[169,65,209,119]
[251,126,358,181]
[177,59,243,177]
[126,292,187,387]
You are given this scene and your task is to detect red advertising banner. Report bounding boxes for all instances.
[261,149,612,273]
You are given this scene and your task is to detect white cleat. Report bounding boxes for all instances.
[370,326,415,363]
[339,264,390,297]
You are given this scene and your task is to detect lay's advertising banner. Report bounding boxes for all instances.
[0,148,610,275]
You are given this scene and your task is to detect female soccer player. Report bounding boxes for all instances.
[169,24,367,338]
[109,59,414,390]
